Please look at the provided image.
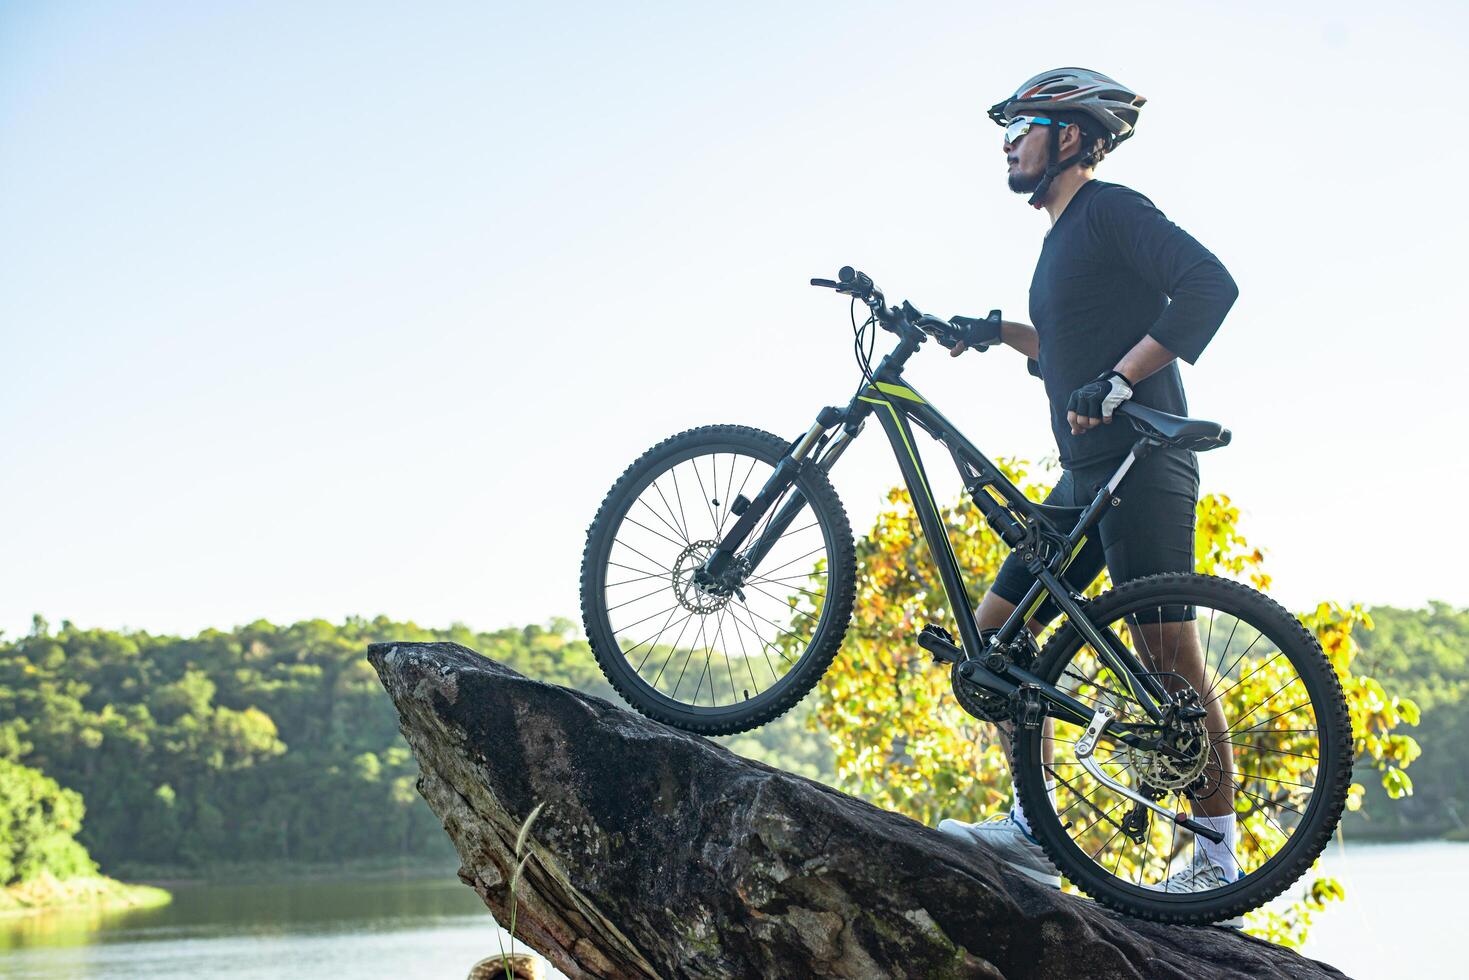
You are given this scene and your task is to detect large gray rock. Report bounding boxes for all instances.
[369,641,1347,980]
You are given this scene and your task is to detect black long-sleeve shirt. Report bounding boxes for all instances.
[1027,180,1238,469]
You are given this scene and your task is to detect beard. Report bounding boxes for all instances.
[1008,164,1044,194]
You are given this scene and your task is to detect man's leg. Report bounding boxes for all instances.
[1096,447,1239,881]
[934,587,1065,885]
[974,589,1051,822]
[1129,618,1238,876]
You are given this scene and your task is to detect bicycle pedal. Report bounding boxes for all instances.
[917,623,962,664]
[1009,684,1047,729]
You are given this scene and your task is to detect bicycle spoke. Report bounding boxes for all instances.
[633,607,692,673]
[651,477,691,543]
[1225,687,1311,737]
[745,581,819,622]
[622,512,689,552]
[1219,739,1317,762]
[651,612,698,689]
[608,560,671,580]
[614,600,686,638]
[749,544,828,582]
[606,581,676,615]
[727,601,763,697]
[637,495,690,546]
[692,456,720,538]
[606,569,673,589]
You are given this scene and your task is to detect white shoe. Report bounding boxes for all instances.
[1148,857,1244,928]
[936,812,1062,888]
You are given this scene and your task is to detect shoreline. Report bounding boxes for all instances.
[116,856,462,888]
[1,874,172,918]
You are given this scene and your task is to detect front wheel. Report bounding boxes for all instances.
[580,425,856,734]
[1012,573,1353,925]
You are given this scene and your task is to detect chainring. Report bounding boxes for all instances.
[951,662,1011,722]
[948,630,1041,723]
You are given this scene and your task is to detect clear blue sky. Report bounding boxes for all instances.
[2,1,1464,638]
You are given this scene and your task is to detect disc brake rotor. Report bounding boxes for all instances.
[672,540,735,614]
[1126,717,1210,792]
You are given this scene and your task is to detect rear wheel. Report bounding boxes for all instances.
[580,425,855,734]
[1012,573,1353,925]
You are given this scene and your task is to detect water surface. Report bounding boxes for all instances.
[1,842,1458,978]
[1,875,562,979]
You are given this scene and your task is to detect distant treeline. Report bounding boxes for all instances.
[0,615,827,874]
[1348,603,1469,837]
[0,603,1460,876]
[0,617,618,871]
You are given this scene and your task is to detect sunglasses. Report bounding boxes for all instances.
[1003,115,1069,144]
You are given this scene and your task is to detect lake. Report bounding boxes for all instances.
[1295,838,1464,978]
[0,875,564,980]
[0,840,1459,979]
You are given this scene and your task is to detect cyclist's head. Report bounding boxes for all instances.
[1002,112,1111,193]
[991,68,1145,204]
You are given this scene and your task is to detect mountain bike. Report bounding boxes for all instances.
[579,266,1352,925]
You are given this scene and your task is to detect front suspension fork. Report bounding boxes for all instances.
[700,408,852,582]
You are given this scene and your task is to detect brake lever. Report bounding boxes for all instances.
[810,278,841,289]
[901,300,961,344]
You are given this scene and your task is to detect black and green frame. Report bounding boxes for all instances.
[840,375,1173,730]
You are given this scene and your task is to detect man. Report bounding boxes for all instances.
[935,69,1241,900]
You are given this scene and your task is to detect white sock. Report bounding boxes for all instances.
[1010,799,1032,836]
[1193,814,1239,878]
[1009,786,1054,839]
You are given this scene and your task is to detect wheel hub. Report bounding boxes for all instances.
[1127,709,1211,792]
[673,540,741,614]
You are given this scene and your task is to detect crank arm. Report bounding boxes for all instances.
[1075,707,1225,845]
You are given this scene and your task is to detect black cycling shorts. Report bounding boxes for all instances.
[989,447,1199,625]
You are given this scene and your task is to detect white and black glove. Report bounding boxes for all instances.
[1067,370,1134,426]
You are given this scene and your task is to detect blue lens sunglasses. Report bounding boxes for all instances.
[1004,115,1071,144]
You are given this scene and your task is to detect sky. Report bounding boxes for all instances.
[2,0,1465,640]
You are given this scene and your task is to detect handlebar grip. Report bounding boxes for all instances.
[1217,429,1232,446]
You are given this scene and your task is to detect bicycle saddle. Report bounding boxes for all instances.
[1115,403,1231,451]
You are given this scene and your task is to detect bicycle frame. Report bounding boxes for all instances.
[700,342,1175,733]
[846,375,1172,727]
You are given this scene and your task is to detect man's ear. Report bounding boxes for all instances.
[1059,122,1083,155]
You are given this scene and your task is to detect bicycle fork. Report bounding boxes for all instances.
[696,407,852,588]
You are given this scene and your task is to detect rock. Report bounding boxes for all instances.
[469,953,541,979]
[369,641,1349,980]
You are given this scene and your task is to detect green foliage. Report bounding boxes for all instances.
[0,616,615,871]
[0,758,98,884]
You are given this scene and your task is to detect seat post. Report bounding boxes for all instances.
[1071,439,1160,537]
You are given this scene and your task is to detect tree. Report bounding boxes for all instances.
[0,758,97,884]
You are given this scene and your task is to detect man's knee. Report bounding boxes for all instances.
[976,589,1047,636]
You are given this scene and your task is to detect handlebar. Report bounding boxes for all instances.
[809,266,985,350]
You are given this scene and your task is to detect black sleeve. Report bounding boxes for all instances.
[1089,187,1238,364]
